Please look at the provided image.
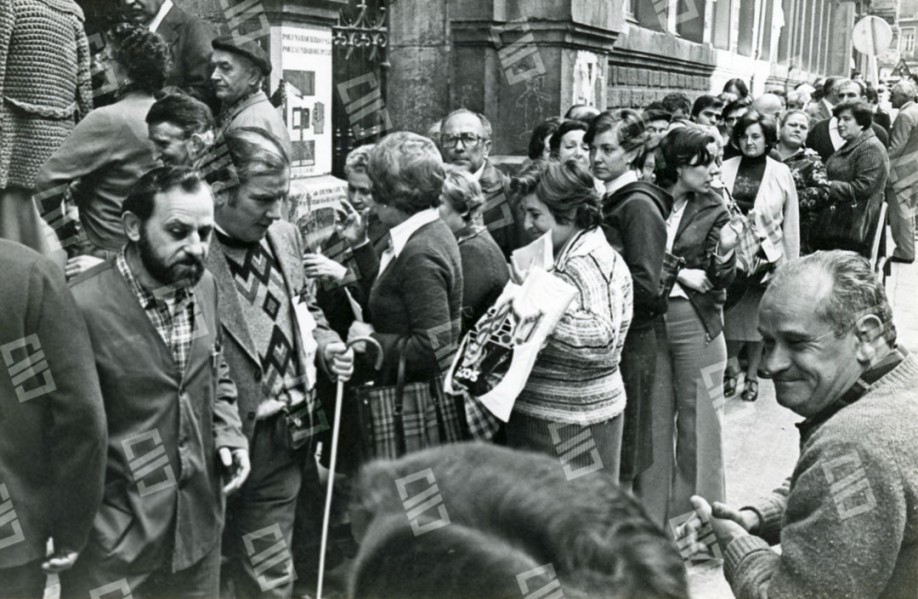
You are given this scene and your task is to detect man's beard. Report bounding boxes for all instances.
[138,227,205,290]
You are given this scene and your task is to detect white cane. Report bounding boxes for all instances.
[316,336,382,599]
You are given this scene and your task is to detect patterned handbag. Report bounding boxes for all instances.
[356,338,466,460]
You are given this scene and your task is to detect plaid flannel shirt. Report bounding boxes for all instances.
[116,250,197,375]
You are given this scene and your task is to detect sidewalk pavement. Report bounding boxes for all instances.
[687,252,918,598]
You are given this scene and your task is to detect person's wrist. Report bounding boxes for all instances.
[739,508,761,533]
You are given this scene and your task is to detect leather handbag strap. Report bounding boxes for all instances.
[394,337,409,455]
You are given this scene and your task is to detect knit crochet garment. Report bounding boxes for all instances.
[0,0,92,189]
[514,228,634,425]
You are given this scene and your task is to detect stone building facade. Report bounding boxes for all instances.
[79,0,862,160]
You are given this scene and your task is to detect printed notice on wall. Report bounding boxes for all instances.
[281,24,333,178]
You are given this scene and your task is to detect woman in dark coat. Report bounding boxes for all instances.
[341,132,463,388]
[438,166,510,335]
[586,110,672,492]
[813,101,890,257]
[635,127,740,529]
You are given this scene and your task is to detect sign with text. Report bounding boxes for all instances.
[281,24,334,178]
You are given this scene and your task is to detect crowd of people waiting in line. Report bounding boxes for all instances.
[1,2,917,598]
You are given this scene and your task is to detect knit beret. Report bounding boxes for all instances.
[212,36,271,76]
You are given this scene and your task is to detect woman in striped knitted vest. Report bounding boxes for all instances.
[506,159,633,480]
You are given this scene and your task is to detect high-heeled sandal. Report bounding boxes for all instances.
[742,378,759,402]
[724,368,739,397]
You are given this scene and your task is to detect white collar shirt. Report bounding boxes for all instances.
[377,208,440,278]
[828,117,845,151]
[149,0,174,32]
[604,170,639,196]
[471,163,486,182]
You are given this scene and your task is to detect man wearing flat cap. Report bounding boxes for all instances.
[210,37,292,156]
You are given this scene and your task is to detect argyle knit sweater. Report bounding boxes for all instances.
[724,354,918,599]
[513,227,633,425]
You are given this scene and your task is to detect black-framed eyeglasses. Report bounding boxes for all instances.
[440,133,484,148]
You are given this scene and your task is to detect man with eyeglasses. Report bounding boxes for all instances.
[439,109,521,259]
[806,79,889,162]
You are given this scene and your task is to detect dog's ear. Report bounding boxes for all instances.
[349,513,539,599]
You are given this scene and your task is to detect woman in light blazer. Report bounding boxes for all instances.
[720,111,799,402]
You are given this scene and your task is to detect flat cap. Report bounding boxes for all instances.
[212,36,272,76]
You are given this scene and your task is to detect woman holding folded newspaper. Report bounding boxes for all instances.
[505,159,633,479]
[634,127,741,529]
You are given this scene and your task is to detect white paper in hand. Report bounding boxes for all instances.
[510,231,553,280]
[445,266,577,422]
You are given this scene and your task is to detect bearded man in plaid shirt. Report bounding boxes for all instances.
[61,166,249,599]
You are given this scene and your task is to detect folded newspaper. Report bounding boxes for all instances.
[445,232,577,421]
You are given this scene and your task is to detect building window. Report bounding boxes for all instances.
[903,29,916,54]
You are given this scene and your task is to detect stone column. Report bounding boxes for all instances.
[390,0,621,156]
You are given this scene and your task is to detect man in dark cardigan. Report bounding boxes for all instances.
[61,167,249,599]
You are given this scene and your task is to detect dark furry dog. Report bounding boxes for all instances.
[349,443,688,599]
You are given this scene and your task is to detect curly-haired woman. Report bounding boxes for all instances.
[506,159,633,479]
[35,23,171,279]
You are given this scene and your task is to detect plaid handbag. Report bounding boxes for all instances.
[356,339,466,460]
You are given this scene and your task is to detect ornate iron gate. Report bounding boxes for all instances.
[331,0,390,177]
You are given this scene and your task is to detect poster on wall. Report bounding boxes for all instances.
[281,24,333,178]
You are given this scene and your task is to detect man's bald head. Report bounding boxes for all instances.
[750,93,785,121]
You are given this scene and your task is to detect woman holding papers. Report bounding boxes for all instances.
[505,159,633,479]
[635,127,740,529]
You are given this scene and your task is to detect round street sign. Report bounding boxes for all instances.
[852,16,893,57]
